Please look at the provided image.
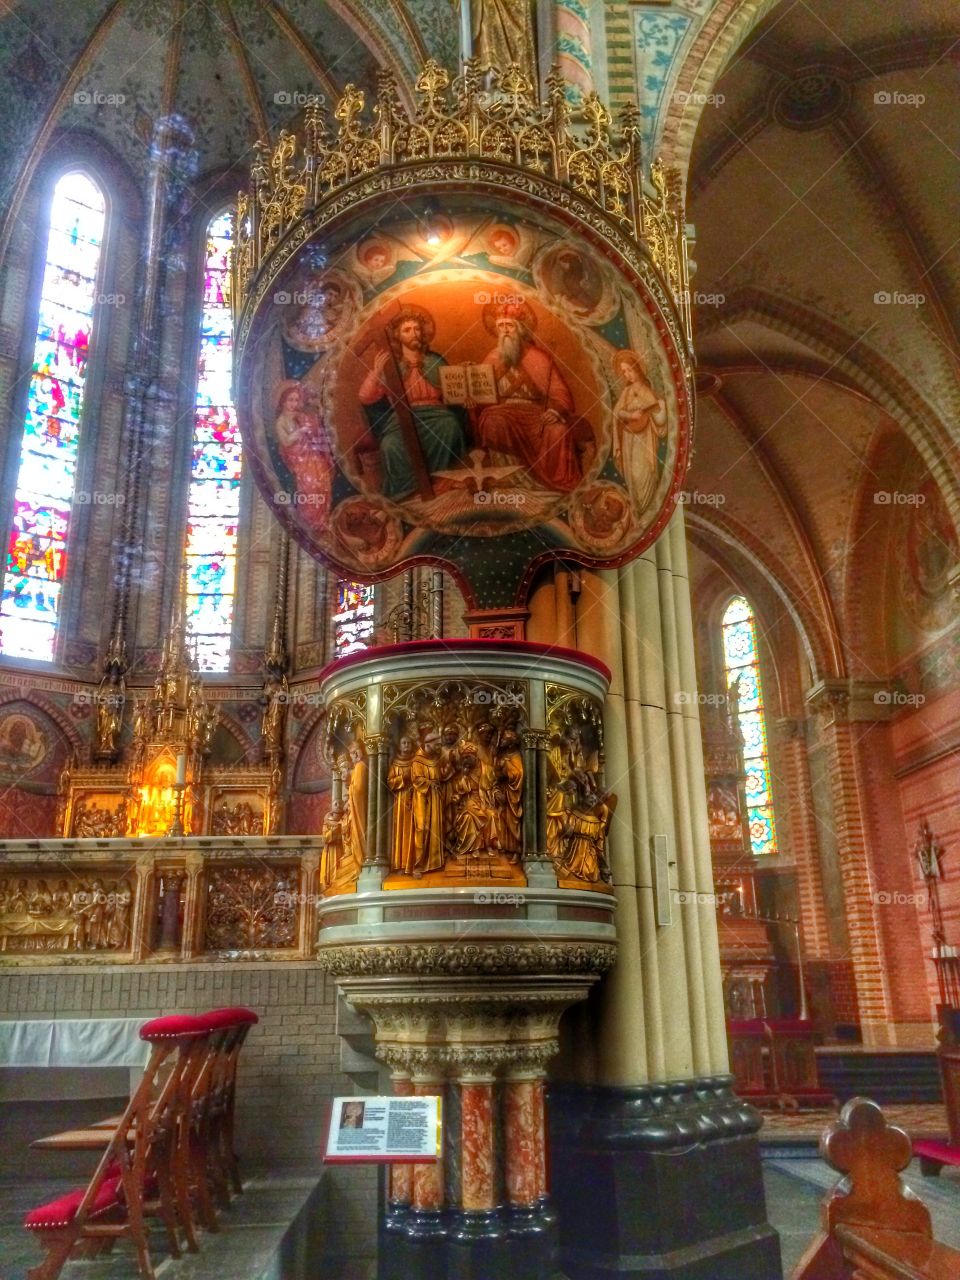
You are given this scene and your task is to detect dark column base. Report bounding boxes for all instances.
[548,1075,783,1280]
[380,1202,557,1280]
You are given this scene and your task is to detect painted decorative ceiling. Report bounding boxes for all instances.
[0,0,460,222]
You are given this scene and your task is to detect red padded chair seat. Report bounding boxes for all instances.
[914,1139,960,1165]
[25,1176,122,1230]
[139,1013,209,1041]
[202,1006,259,1029]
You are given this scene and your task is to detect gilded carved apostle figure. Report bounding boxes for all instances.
[342,741,368,869]
[461,0,537,85]
[320,800,347,887]
[451,741,489,857]
[411,730,452,877]
[554,789,614,884]
[494,728,524,861]
[387,735,417,873]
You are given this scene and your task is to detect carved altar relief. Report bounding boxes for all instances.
[381,678,528,889]
[204,865,299,951]
[0,871,133,953]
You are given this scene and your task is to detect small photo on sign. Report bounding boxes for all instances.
[325,1095,441,1163]
[340,1100,365,1129]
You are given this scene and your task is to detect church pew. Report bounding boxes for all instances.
[792,1097,960,1280]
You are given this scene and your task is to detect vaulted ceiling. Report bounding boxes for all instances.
[0,0,459,232]
[685,0,960,681]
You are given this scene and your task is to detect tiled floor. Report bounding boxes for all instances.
[3,1154,959,1280]
[0,1173,323,1280]
[759,1101,947,1140]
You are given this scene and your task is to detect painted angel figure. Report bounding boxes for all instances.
[612,350,667,513]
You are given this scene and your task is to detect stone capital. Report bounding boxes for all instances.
[805,678,893,725]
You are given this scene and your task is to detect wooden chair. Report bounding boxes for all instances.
[24,1014,211,1280]
[793,1097,960,1279]
[197,1007,259,1205]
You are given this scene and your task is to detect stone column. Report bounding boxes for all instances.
[534,510,781,1279]
[775,717,831,964]
[389,1073,415,1209]
[130,854,155,962]
[180,850,204,960]
[814,686,901,1044]
[411,1074,445,1215]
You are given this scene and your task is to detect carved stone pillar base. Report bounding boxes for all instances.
[447,1209,510,1279]
[548,1077,782,1279]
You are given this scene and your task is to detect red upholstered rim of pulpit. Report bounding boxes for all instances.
[319,637,612,683]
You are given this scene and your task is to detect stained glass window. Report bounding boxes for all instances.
[0,173,106,661]
[185,210,241,671]
[333,581,375,657]
[721,595,778,856]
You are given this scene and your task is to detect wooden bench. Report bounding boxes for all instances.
[792,1097,960,1279]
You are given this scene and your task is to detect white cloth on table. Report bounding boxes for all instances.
[0,1018,149,1067]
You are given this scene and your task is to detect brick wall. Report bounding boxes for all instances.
[0,961,379,1276]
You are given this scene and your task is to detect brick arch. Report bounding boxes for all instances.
[686,508,840,685]
[656,0,784,174]
[697,288,960,533]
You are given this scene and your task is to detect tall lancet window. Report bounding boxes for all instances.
[1,173,106,661]
[185,210,242,671]
[334,581,375,657]
[721,595,778,856]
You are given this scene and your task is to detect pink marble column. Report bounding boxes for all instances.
[504,1074,546,1205]
[460,1079,496,1210]
[389,1073,414,1206]
[412,1078,444,1211]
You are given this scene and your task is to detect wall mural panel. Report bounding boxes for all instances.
[238,203,689,606]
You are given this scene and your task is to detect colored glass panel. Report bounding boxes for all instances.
[1,172,105,661]
[185,211,240,671]
[334,581,375,657]
[722,595,778,856]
